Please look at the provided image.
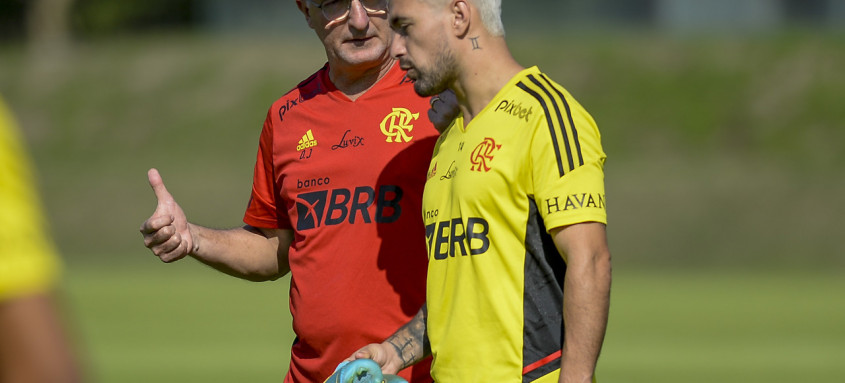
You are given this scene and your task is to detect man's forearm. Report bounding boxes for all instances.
[560,249,611,383]
[189,224,291,281]
[384,304,430,370]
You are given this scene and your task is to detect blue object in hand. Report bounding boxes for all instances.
[324,359,408,383]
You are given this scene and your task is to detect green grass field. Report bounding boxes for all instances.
[601,270,845,382]
[2,30,844,382]
[62,261,845,382]
[63,259,292,382]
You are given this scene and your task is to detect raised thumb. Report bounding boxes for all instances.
[147,168,174,209]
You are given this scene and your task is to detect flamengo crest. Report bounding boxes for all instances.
[470,137,502,172]
[380,108,418,143]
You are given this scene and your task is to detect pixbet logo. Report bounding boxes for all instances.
[278,96,302,122]
[295,185,403,231]
[494,99,534,122]
[380,108,418,143]
[470,137,502,172]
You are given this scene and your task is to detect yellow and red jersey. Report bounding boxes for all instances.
[422,67,607,382]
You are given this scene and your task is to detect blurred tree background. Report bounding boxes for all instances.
[0,0,843,382]
[1,0,840,268]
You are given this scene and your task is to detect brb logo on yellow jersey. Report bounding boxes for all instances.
[425,217,490,260]
[380,108,418,143]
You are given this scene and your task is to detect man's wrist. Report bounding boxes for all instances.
[186,223,200,255]
[384,338,409,370]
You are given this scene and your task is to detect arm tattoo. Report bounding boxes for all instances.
[386,305,430,369]
[470,36,481,50]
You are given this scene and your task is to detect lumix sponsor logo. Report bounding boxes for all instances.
[425,217,490,260]
[545,193,606,214]
[331,129,365,150]
[439,161,458,180]
[295,185,403,231]
[494,99,534,122]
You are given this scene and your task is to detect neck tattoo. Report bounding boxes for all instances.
[470,36,481,50]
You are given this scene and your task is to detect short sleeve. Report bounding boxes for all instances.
[243,109,291,229]
[530,96,607,231]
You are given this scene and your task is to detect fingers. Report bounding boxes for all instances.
[439,89,457,105]
[429,89,457,111]
[142,227,189,263]
[139,219,186,261]
[152,231,181,255]
[429,95,441,107]
[428,109,454,133]
[344,344,402,375]
[141,168,191,263]
[139,214,174,235]
[428,90,460,133]
[344,347,373,363]
[156,237,190,263]
[141,219,175,247]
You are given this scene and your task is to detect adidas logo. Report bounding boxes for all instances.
[297,129,318,151]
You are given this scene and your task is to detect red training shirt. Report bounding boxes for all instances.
[244,61,436,383]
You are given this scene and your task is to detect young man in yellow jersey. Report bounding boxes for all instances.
[345,1,612,382]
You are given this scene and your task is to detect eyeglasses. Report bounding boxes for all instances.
[307,0,389,26]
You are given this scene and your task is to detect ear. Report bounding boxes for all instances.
[296,0,315,28]
[451,0,471,38]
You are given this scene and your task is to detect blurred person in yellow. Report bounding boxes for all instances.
[0,96,83,383]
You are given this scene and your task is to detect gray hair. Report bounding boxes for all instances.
[423,0,505,36]
[471,0,505,37]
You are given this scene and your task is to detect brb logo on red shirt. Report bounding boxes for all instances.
[470,137,502,172]
[294,186,403,231]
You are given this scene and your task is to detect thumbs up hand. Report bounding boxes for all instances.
[140,168,193,262]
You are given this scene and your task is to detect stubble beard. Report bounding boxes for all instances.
[413,40,457,97]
